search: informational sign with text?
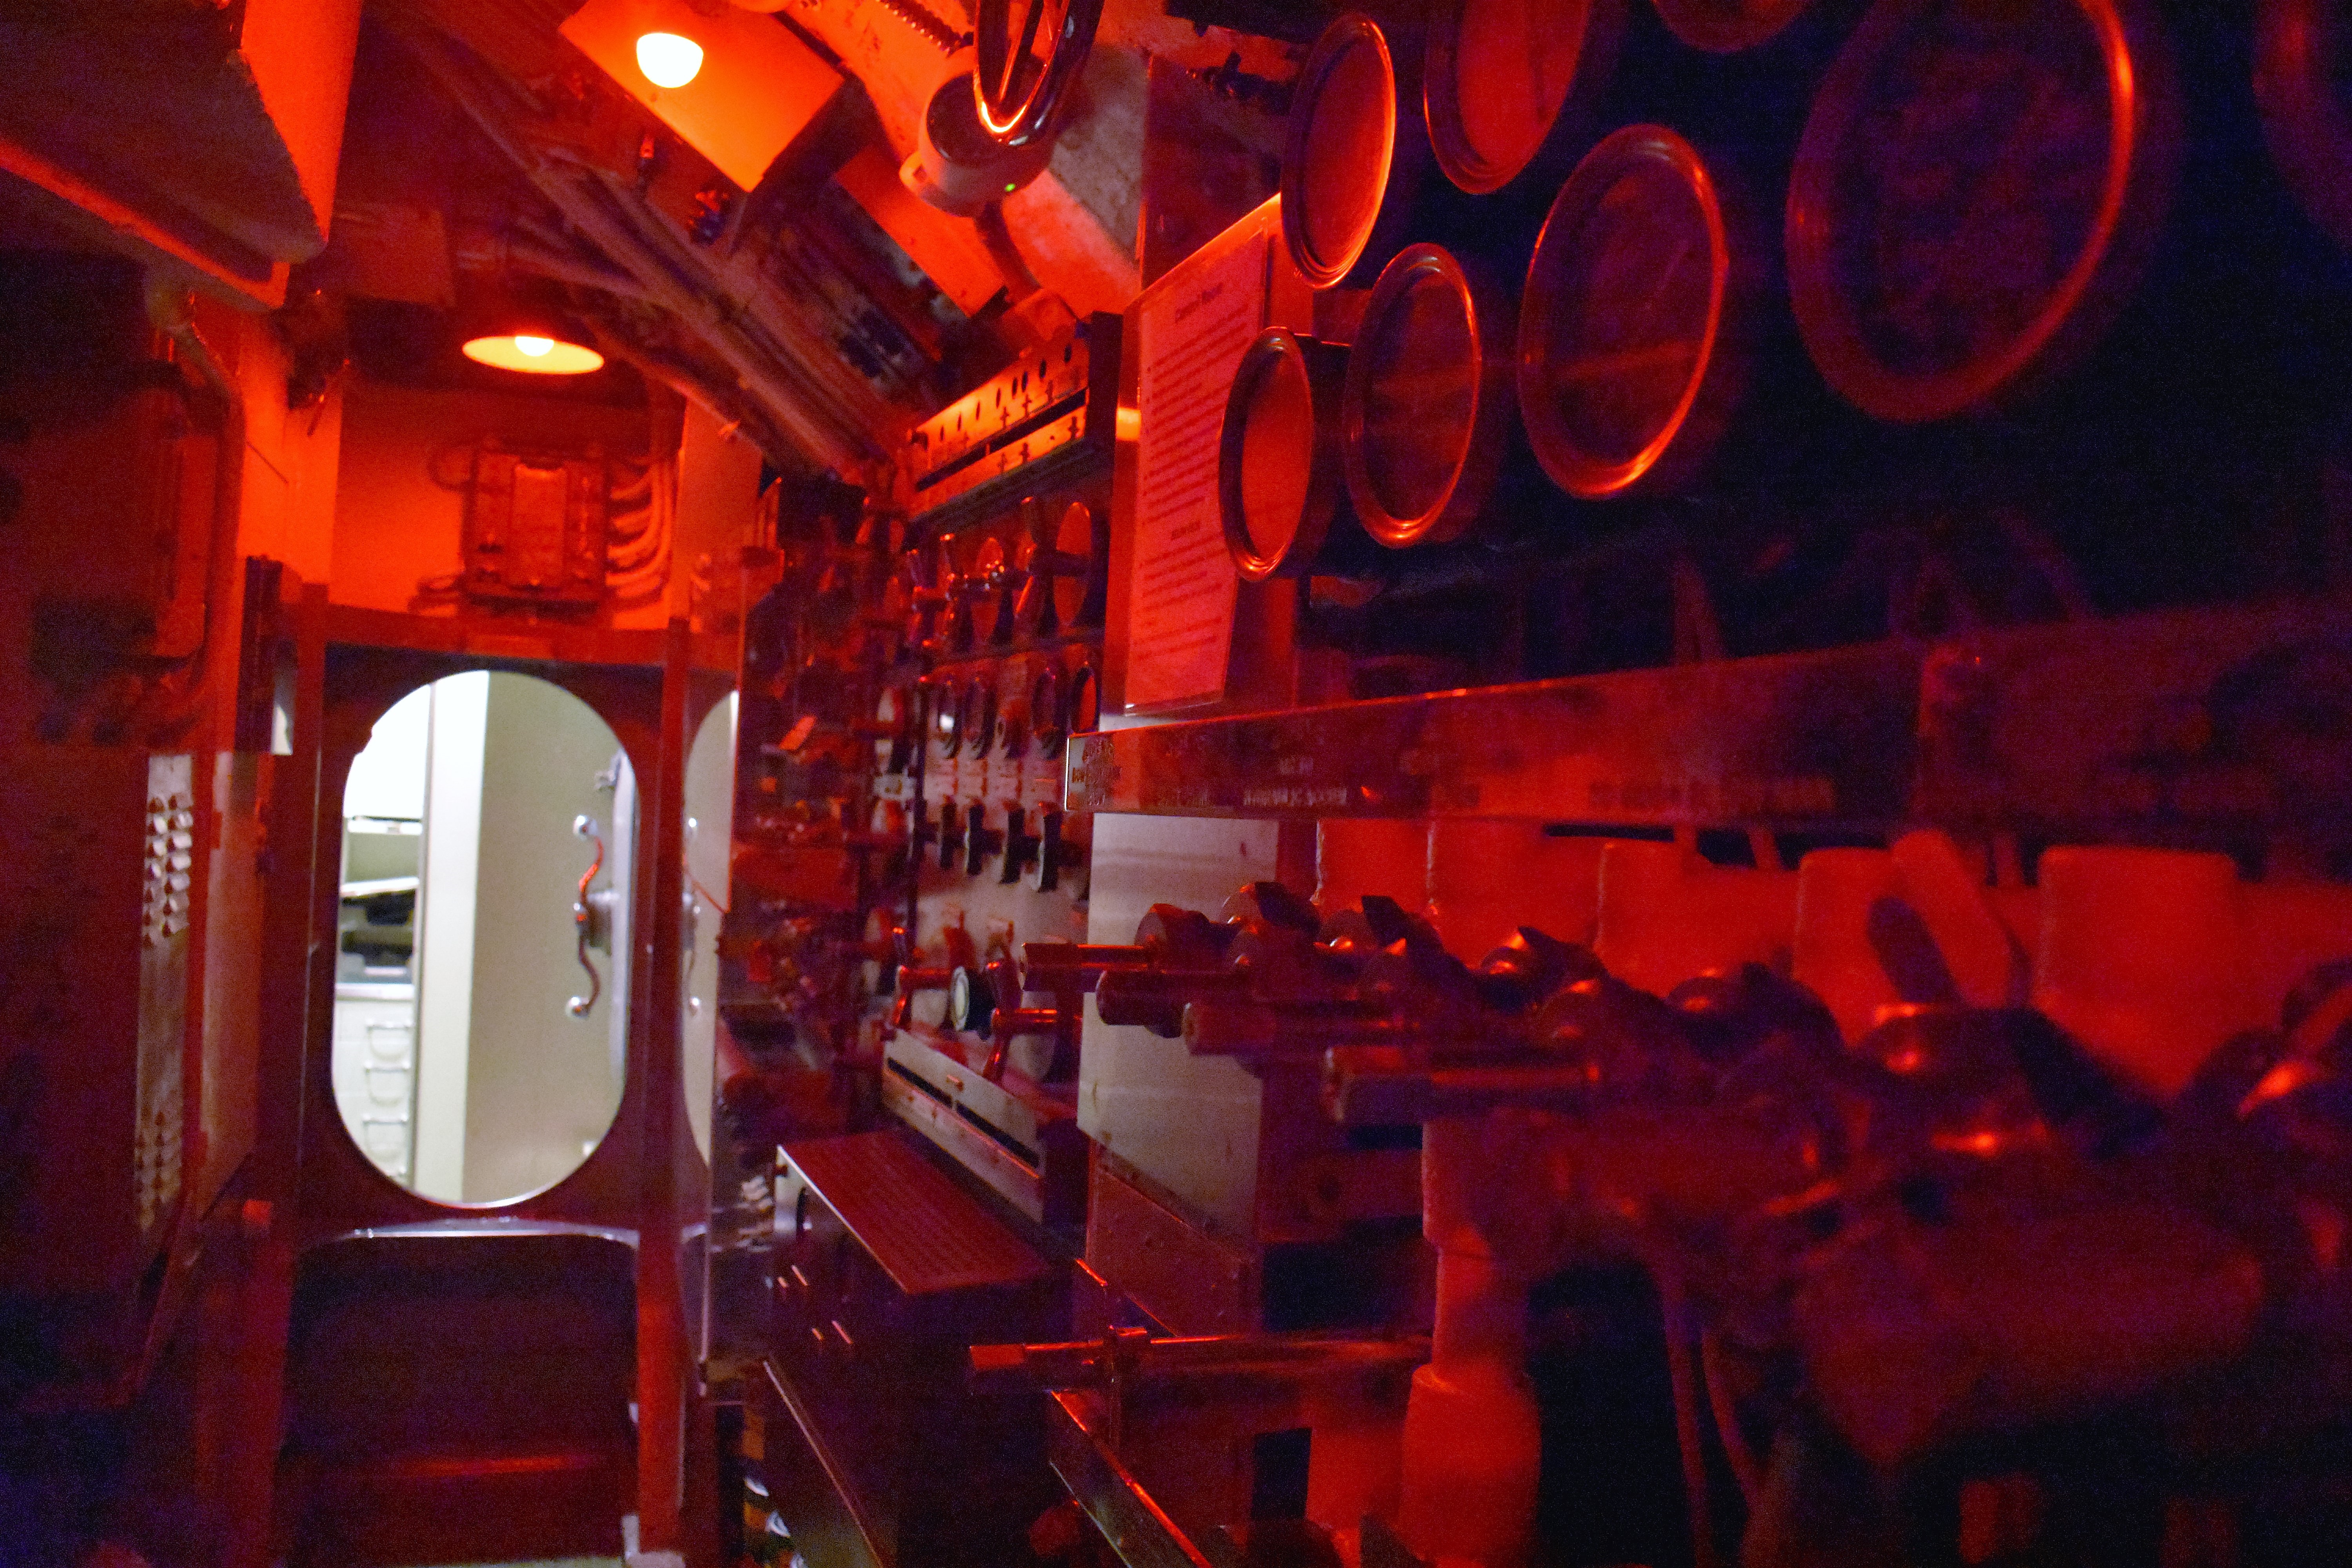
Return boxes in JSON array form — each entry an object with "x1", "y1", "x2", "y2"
[{"x1": 1123, "y1": 230, "x2": 1268, "y2": 711}]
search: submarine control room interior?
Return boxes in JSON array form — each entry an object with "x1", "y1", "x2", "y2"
[{"x1": 6, "y1": 1, "x2": 2352, "y2": 1566}]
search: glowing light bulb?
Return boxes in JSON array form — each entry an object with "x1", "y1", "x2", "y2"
[
  {"x1": 463, "y1": 332, "x2": 606, "y2": 374},
  {"x1": 635, "y1": 31, "x2": 703, "y2": 89}
]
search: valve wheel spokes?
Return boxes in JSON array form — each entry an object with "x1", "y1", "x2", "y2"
[
  {"x1": 1003, "y1": 0, "x2": 1047, "y2": 106},
  {"x1": 976, "y1": 0, "x2": 1103, "y2": 147}
]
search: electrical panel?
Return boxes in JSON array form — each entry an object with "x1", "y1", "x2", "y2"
[
  {"x1": 461, "y1": 445, "x2": 610, "y2": 609},
  {"x1": 0, "y1": 257, "x2": 250, "y2": 1404},
  {"x1": 0, "y1": 749, "x2": 200, "y2": 1385}
]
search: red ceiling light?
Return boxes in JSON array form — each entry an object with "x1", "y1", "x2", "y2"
[
  {"x1": 559, "y1": 0, "x2": 844, "y2": 190},
  {"x1": 462, "y1": 332, "x2": 605, "y2": 375},
  {"x1": 457, "y1": 292, "x2": 606, "y2": 376},
  {"x1": 634, "y1": 30, "x2": 704, "y2": 88}
]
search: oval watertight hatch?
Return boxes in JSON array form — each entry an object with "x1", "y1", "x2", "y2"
[{"x1": 333, "y1": 672, "x2": 632, "y2": 1207}]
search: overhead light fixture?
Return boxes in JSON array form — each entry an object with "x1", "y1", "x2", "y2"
[
  {"x1": 560, "y1": 0, "x2": 844, "y2": 190},
  {"x1": 635, "y1": 30, "x2": 704, "y2": 89},
  {"x1": 457, "y1": 289, "x2": 606, "y2": 376},
  {"x1": 462, "y1": 330, "x2": 604, "y2": 375}
]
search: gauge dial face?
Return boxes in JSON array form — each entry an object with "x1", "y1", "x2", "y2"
[
  {"x1": 1357, "y1": 270, "x2": 1479, "y2": 531},
  {"x1": 1653, "y1": 0, "x2": 1817, "y2": 52},
  {"x1": 1521, "y1": 128, "x2": 1727, "y2": 496},
  {"x1": 1287, "y1": 19, "x2": 1402, "y2": 285},
  {"x1": 2256, "y1": 0, "x2": 2352, "y2": 252},
  {"x1": 1237, "y1": 360, "x2": 1316, "y2": 568},
  {"x1": 1789, "y1": 0, "x2": 2165, "y2": 421},
  {"x1": 1432, "y1": 0, "x2": 1611, "y2": 191}
]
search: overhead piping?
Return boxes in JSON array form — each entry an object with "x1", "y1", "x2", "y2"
[{"x1": 134, "y1": 271, "x2": 244, "y2": 744}]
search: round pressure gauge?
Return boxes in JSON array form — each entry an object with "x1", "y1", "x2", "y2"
[
  {"x1": 1786, "y1": 0, "x2": 2178, "y2": 422},
  {"x1": 2257, "y1": 0, "x2": 2352, "y2": 253},
  {"x1": 1519, "y1": 125, "x2": 1751, "y2": 499},
  {"x1": 1283, "y1": 13, "x2": 1429, "y2": 290},
  {"x1": 1652, "y1": 0, "x2": 1817, "y2": 54},
  {"x1": 1220, "y1": 329, "x2": 1360, "y2": 579},
  {"x1": 1341, "y1": 244, "x2": 1521, "y2": 547},
  {"x1": 1423, "y1": 0, "x2": 1624, "y2": 194}
]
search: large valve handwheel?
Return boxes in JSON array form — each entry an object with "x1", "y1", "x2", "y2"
[{"x1": 974, "y1": 0, "x2": 1104, "y2": 147}]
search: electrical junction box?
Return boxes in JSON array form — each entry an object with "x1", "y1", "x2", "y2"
[{"x1": 461, "y1": 446, "x2": 610, "y2": 610}]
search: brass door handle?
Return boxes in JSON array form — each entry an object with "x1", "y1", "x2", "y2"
[{"x1": 568, "y1": 814, "x2": 606, "y2": 1018}]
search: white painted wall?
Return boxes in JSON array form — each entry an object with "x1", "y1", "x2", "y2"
[
  {"x1": 343, "y1": 682, "x2": 430, "y2": 820},
  {"x1": 682, "y1": 693, "x2": 737, "y2": 1163},
  {"x1": 339, "y1": 671, "x2": 635, "y2": 1205},
  {"x1": 412, "y1": 670, "x2": 488, "y2": 1203},
  {"x1": 460, "y1": 675, "x2": 630, "y2": 1203}
]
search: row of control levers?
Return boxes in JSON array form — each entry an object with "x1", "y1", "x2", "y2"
[{"x1": 976, "y1": 878, "x2": 2352, "y2": 1497}]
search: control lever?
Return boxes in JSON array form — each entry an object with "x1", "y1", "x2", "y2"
[
  {"x1": 964, "y1": 803, "x2": 1007, "y2": 877},
  {"x1": 1027, "y1": 808, "x2": 1069, "y2": 892},
  {"x1": 946, "y1": 582, "x2": 990, "y2": 655},
  {"x1": 891, "y1": 925, "x2": 983, "y2": 1030},
  {"x1": 969, "y1": 1327, "x2": 1428, "y2": 1453},
  {"x1": 1000, "y1": 807, "x2": 1043, "y2": 884},
  {"x1": 891, "y1": 963, "x2": 954, "y2": 1030},
  {"x1": 936, "y1": 801, "x2": 968, "y2": 871},
  {"x1": 1023, "y1": 904, "x2": 1243, "y2": 1035},
  {"x1": 1027, "y1": 667, "x2": 1068, "y2": 757},
  {"x1": 904, "y1": 546, "x2": 955, "y2": 655},
  {"x1": 1036, "y1": 886, "x2": 1323, "y2": 1035},
  {"x1": 962, "y1": 953, "x2": 1076, "y2": 1081},
  {"x1": 1014, "y1": 498, "x2": 1105, "y2": 634},
  {"x1": 955, "y1": 680, "x2": 998, "y2": 760},
  {"x1": 916, "y1": 680, "x2": 955, "y2": 759},
  {"x1": 910, "y1": 799, "x2": 945, "y2": 864},
  {"x1": 879, "y1": 686, "x2": 916, "y2": 773},
  {"x1": 969, "y1": 535, "x2": 1023, "y2": 646},
  {"x1": 567, "y1": 814, "x2": 612, "y2": 1018},
  {"x1": 857, "y1": 920, "x2": 910, "y2": 995}
]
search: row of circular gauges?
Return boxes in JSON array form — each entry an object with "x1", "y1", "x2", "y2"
[
  {"x1": 1276, "y1": 0, "x2": 2352, "y2": 546},
  {"x1": 1224, "y1": 195, "x2": 1745, "y2": 572},
  {"x1": 1306, "y1": 0, "x2": 2352, "y2": 275},
  {"x1": 871, "y1": 661, "x2": 1102, "y2": 769},
  {"x1": 880, "y1": 502, "x2": 1108, "y2": 657},
  {"x1": 976, "y1": 0, "x2": 1827, "y2": 170},
  {"x1": 1232, "y1": 0, "x2": 2244, "y2": 570}
]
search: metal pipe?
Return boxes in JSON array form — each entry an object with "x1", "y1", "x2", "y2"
[
  {"x1": 136, "y1": 272, "x2": 244, "y2": 741},
  {"x1": 397, "y1": 27, "x2": 873, "y2": 473},
  {"x1": 571, "y1": 162, "x2": 899, "y2": 446}
]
